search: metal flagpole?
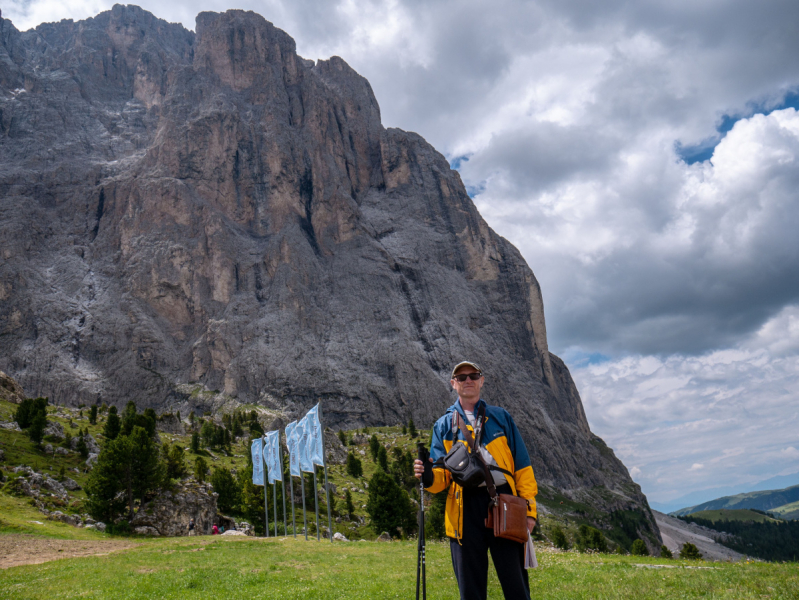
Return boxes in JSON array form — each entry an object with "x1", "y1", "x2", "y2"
[
  {"x1": 289, "y1": 474, "x2": 296, "y2": 537},
  {"x1": 312, "y1": 464, "x2": 320, "y2": 541},
  {"x1": 280, "y1": 436, "x2": 287, "y2": 536},
  {"x1": 268, "y1": 436, "x2": 269, "y2": 537},
  {"x1": 318, "y1": 404, "x2": 334, "y2": 543},
  {"x1": 300, "y1": 470, "x2": 308, "y2": 540},
  {"x1": 273, "y1": 481, "x2": 278, "y2": 536}
]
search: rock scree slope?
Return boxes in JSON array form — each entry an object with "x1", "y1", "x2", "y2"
[{"x1": 0, "y1": 5, "x2": 659, "y2": 543}]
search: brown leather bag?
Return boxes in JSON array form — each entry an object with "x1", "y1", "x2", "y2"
[{"x1": 455, "y1": 412, "x2": 530, "y2": 545}]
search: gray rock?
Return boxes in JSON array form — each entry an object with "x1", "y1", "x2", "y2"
[
  {"x1": 130, "y1": 480, "x2": 218, "y2": 536},
  {"x1": 332, "y1": 532, "x2": 349, "y2": 541},
  {"x1": 156, "y1": 413, "x2": 185, "y2": 434},
  {"x1": 0, "y1": 371, "x2": 25, "y2": 404},
  {"x1": 0, "y1": 421, "x2": 21, "y2": 432},
  {"x1": 43, "y1": 421, "x2": 65, "y2": 441},
  {"x1": 134, "y1": 526, "x2": 160, "y2": 536},
  {"x1": 376, "y1": 532, "x2": 393, "y2": 542},
  {"x1": 85, "y1": 521, "x2": 107, "y2": 532},
  {"x1": 44, "y1": 444, "x2": 53, "y2": 454},
  {"x1": 62, "y1": 477, "x2": 81, "y2": 491},
  {"x1": 0, "y1": 5, "x2": 659, "y2": 542},
  {"x1": 70, "y1": 434, "x2": 100, "y2": 454},
  {"x1": 85, "y1": 453, "x2": 99, "y2": 468},
  {"x1": 55, "y1": 446, "x2": 70, "y2": 455}
]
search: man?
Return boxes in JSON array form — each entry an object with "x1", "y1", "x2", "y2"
[{"x1": 414, "y1": 361, "x2": 537, "y2": 600}]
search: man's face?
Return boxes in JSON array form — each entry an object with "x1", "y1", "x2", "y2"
[{"x1": 451, "y1": 365, "x2": 484, "y2": 400}]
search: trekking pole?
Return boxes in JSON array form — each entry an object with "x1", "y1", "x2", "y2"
[{"x1": 416, "y1": 442, "x2": 428, "y2": 600}]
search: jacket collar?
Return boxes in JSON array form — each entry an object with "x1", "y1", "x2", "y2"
[{"x1": 447, "y1": 397, "x2": 486, "y2": 421}]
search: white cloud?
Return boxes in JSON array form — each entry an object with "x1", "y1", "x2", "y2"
[{"x1": 689, "y1": 464, "x2": 704, "y2": 472}]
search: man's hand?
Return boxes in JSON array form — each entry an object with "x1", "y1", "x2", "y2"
[
  {"x1": 527, "y1": 517, "x2": 536, "y2": 533},
  {"x1": 414, "y1": 458, "x2": 429, "y2": 479}
]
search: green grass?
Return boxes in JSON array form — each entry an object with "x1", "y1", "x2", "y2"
[
  {"x1": 1, "y1": 536, "x2": 797, "y2": 599},
  {"x1": 689, "y1": 509, "x2": 783, "y2": 524},
  {"x1": 771, "y1": 500, "x2": 799, "y2": 521}
]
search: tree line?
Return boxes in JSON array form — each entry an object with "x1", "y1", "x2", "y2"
[{"x1": 679, "y1": 514, "x2": 799, "y2": 562}]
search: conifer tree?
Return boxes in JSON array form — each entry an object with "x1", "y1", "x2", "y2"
[
  {"x1": 338, "y1": 430, "x2": 347, "y2": 446},
  {"x1": 89, "y1": 405, "x2": 97, "y2": 425},
  {"x1": 194, "y1": 456, "x2": 209, "y2": 483},
  {"x1": 631, "y1": 539, "x2": 649, "y2": 556},
  {"x1": 369, "y1": 435, "x2": 380, "y2": 461},
  {"x1": 346, "y1": 452, "x2": 363, "y2": 478},
  {"x1": 344, "y1": 489, "x2": 355, "y2": 518},
  {"x1": 191, "y1": 432, "x2": 200, "y2": 453},
  {"x1": 103, "y1": 406, "x2": 121, "y2": 440},
  {"x1": 660, "y1": 545, "x2": 673, "y2": 558},
  {"x1": 679, "y1": 542, "x2": 702, "y2": 560},
  {"x1": 408, "y1": 418, "x2": 417, "y2": 438},
  {"x1": 377, "y1": 446, "x2": 389, "y2": 472},
  {"x1": 29, "y1": 410, "x2": 47, "y2": 445},
  {"x1": 366, "y1": 470, "x2": 414, "y2": 538}
]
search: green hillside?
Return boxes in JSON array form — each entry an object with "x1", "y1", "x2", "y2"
[
  {"x1": 689, "y1": 509, "x2": 782, "y2": 523},
  {"x1": 771, "y1": 500, "x2": 799, "y2": 521},
  {"x1": 672, "y1": 484, "x2": 799, "y2": 518}
]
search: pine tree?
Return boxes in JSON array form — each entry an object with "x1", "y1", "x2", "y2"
[
  {"x1": 194, "y1": 456, "x2": 209, "y2": 483},
  {"x1": 408, "y1": 419, "x2": 417, "y2": 438},
  {"x1": 369, "y1": 435, "x2": 380, "y2": 461},
  {"x1": 344, "y1": 489, "x2": 355, "y2": 518},
  {"x1": 660, "y1": 545, "x2": 673, "y2": 559},
  {"x1": 631, "y1": 539, "x2": 649, "y2": 556},
  {"x1": 89, "y1": 405, "x2": 98, "y2": 425},
  {"x1": 103, "y1": 406, "x2": 121, "y2": 440},
  {"x1": 552, "y1": 526, "x2": 569, "y2": 550},
  {"x1": 377, "y1": 446, "x2": 389, "y2": 472},
  {"x1": 211, "y1": 467, "x2": 241, "y2": 513},
  {"x1": 191, "y1": 432, "x2": 200, "y2": 453},
  {"x1": 85, "y1": 425, "x2": 163, "y2": 522},
  {"x1": 338, "y1": 430, "x2": 347, "y2": 446},
  {"x1": 162, "y1": 443, "x2": 187, "y2": 482},
  {"x1": 76, "y1": 435, "x2": 89, "y2": 459},
  {"x1": 346, "y1": 452, "x2": 363, "y2": 478},
  {"x1": 402, "y1": 424, "x2": 407, "y2": 435},
  {"x1": 29, "y1": 410, "x2": 47, "y2": 445},
  {"x1": 679, "y1": 542, "x2": 702, "y2": 560},
  {"x1": 366, "y1": 470, "x2": 414, "y2": 538}
]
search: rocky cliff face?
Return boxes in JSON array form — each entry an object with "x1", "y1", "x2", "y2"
[{"x1": 0, "y1": 5, "x2": 658, "y2": 542}]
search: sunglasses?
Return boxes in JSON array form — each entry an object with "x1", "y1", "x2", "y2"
[{"x1": 452, "y1": 373, "x2": 482, "y2": 382}]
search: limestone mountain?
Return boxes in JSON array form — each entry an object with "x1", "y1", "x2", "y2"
[{"x1": 0, "y1": 5, "x2": 659, "y2": 544}]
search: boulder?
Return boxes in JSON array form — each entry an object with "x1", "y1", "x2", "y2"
[
  {"x1": 156, "y1": 413, "x2": 185, "y2": 435},
  {"x1": 134, "y1": 526, "x2": 160, "y2": 536},
  {"x1": 130, "y1": 480, "x2": 218, "y2": 536},
  {"x1": 71, "y1": 434, "x2": 100, "y2": 454},
  {"x1": 85, "y1": 453, "x2": 99, "y2": 468},
  {"x1": 44, "y1": 444, "x2": 53, "y2": 454},
  {"x1": 333, "y1": 532, "x2": 349, "y2": 542},
  {"x1": 62, "y1": 477, "x2": 81, "y2": 491},
  {"x1": 0, "y1": 371, "x2": 25, "y2": 404},
  {"x1": 221, "y1": 530, "x2": 246, "y2": 536},
  {"x1": 377, "y1": 532, "x2": 393, "y2": 542},
  {"x1": 43, "y1": 421, "x2": 65, "y2": 441},
  {"x1": 85, "y1": 522, "x2": 106, "y2": 532},
  {"x1": 55, "y1": 447, "x2": 70, "y2": 455},
  {"x1": 0, "y1": 421, "x2": 21, "y2": 432},
  {"x1": 350, "y1": 434, "x2": 370, "y2": 446},
  {"x1": 47, "y1": 511, "x2": 82, "y2": 527}
]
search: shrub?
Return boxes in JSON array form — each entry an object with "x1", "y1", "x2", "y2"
[
  {"x1": 163, "y1": 444, "x2": 187, "y2": 481},
  {"x1": 338, "y1": 430, "x2": 347, "y2": 446},
  {"x1": 630, "y1": 539, "x2": 649, "y2": 556},
  {"x1": 424, "y1": 491, "x2": 447, "y2": 539},
  {"x1": 15, "y1": 397, "x2": 48, "y2": 429},
  {"x1": 680, "y1": 542, "x2": 703, "y2": 560},
  {"x1": 552, "y1": 526, "x2": 569, "y2": 550},
  {"x1": 576, "y1": 524, "x2": 608, "y2": 553},
  {"x1": 366, "y1": 470, "x2": 414, "y2": 538},
  {"x1": 660, "y1": 545, "x2": 673, "y2": 558},
  {"x1": 346, "y1": 453, "x2": 363, "y2": 478}
]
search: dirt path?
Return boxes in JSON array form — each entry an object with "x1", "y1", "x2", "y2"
[{"x1": 0, "y1": 534, "x2": 141, "y2": 569}]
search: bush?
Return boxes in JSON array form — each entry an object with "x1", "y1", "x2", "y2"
[
  {"x1": 576, "y1": 524, "x2": 608, "y2": 553},
  {"x1": 630, "y1": 539, "x2": 649, "y2": 556},
  {"x1": 162, "y1": 444, "x2": 187, "y2": 481},
  {"x1": 338, "y1": 430, "x2": 347, "y2": 446},
  {"x1": 346, "y1": 453, "x2": 363, "y2": 478},
  {"x1": 366, "y1": 470, "x2": 414, "y2": 538},
  {"x1": 680, "y1": 542, "x2": 703, "y2": 560},
  {"x1": 660, "y1": 545, "x2": 673, "y2": 558},
  {"x1": 552, "y1": 526, "x2": 569, "y2": 550},
  {"x1": 424, "y1": 491, "x2": 447, "y2": 539}
]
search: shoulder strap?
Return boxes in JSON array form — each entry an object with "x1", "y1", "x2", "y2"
[{"x1": 456, "y1": 406, "x2": 501, "y2": 500}]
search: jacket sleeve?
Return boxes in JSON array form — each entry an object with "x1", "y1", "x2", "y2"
[
  {"x1": 425, "y1": 420, "x2": 451, "y2": 494},
  {"x1": 505, "y1": 410, "x2": 538, "y2": 519}
]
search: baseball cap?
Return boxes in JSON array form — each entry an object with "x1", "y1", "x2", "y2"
[{"x1": 450, "y1": 361, "x2": 483, "y2": 379}]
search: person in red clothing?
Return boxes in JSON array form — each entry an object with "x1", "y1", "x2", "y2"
[{"x1": 212, "y1": 523, "x2": 219, "y2": 535}]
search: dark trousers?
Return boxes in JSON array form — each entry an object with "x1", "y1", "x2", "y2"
[{"x1": 449, "y1": 484, "x2": 530, "y2": 600}]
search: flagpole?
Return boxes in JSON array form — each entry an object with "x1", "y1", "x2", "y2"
[
  {"x1": 268, "y1": 436, "x2": 269, "y2": 537},
  {"x1": 280, "y1": 436, "x2": 288, "y2": 536},
  {"x1": 318, "y1": 404, "x2": 334, "y2": 543},
  {"x1": 312, "y1": 464, "x2": 320, "y2": 541},
  {"x1": 273, "y1": 481, "x2": 278, "y2": 536},
  {"x1": 289, "y1": 474, "x2": 296, "y2": 537},
  {"x1": 301, "y1": 470, "x2": 308, "y2": 540}
]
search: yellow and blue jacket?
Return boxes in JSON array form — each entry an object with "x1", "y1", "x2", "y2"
[{"x1": 425, "y1": 398, "x2": 537, "y2": 540}]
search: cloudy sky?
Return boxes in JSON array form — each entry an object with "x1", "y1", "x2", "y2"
[{"x1": 5, "y1": 0, "x2": 799, "y2": 509}]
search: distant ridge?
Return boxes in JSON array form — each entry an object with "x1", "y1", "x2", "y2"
[{"x1": 671, "y1": 484, "x2": 799, "y2": 519}]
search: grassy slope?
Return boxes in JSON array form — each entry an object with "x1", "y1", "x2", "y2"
[
  {"x1": 673, "y1": 485, "x2": 799, "y2": 517},
  {"x1": 771, "y1": 500, "x2": 799, "y2": 521},
  {"x1": 689, "y1": 509, "x2": 783, "y2": 524},
  {"x1": 1, "y1": 536, "x2": 798, "y2": 599}
]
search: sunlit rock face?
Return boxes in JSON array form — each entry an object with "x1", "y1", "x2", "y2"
[{"x1": 0, "y1": 5, "x2": 659, "y2": 545}]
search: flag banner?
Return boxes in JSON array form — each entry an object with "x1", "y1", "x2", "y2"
[
  {"x1": 285, "y1": 420, "x2": 301, "y2": 478},
  {"x1": 307, "y1": 404, "x2": 325, "y2": 467},
  {"x1": 298, "y1": 416, "x2": 314, "y2": 473},
  {"x1": 251, "y1": 438, "x2": 264, "y2": 486},
  {"x1": 265, "y1": 430, "x2": 282, "y2": 483}
]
